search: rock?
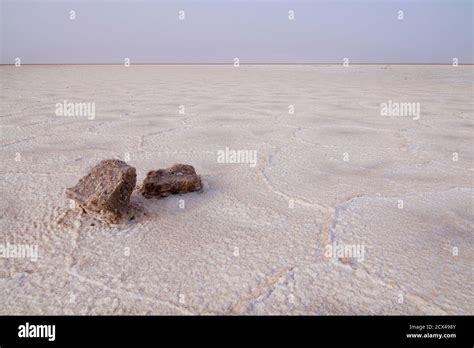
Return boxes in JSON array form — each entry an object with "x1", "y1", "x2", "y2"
[
  {"x1": 140, "y1": 164, "x2": 202, "y2": 198},
  {"x1": 66, "y1": 159, "x2": 137, "y2": 224}
]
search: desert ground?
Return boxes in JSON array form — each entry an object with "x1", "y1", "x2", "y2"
[{"x1": 0, "y1": 65, "x2": 472, "y2": 314}]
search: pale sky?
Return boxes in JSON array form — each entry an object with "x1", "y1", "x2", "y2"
[{"x1": 1, "y1": 0, "x2": 472, "y2": 64}]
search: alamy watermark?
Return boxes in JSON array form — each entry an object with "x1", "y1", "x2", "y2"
[
  {"x1": 18, "y1": 322, "x2": 55, "y2": 341},
  {"x1": 217, "y1": 147, "x2": 257, "y2": 167},
  {"x1": 380, "y1": 100, "x2": 420, "y2": 120},
  {"x1": 324, "y1": 242, "x2": 365, "y2": 263},
  {"x1": 55, "y1": 100, "x2": 95, "y2": 120},
  {"x1": 0, "y1": 242, "x2": 38, "y2": 262}
]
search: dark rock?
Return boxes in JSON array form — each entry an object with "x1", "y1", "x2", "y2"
[
  {"x1": 66, "y1": 159, "x2": 137, "y2": 224},
  {"x1": 140, "y1": 164, "x2": 202, "y2": 198}
]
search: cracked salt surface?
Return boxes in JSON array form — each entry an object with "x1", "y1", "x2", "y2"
[{"x1": 0, "y1": 65, "x2": 472, "y2": 314}]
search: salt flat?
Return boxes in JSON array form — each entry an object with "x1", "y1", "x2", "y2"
[{"x1": 0, "y1": 65, "x2": 472, "y2": 314}]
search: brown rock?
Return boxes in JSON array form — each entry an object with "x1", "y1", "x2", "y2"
[
  {"x1": 140, "y1": 164, "x2": 202, "y2": 198},
  {"x1": 66, "y1": 159, "x2": 137, "y2": 224}
]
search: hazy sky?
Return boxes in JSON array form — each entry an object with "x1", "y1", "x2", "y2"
[{"x1": 1, "y1": 0, "x2": 472, "y2": 64}]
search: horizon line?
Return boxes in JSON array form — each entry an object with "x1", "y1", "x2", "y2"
[{"x1": 1, "y1": 63, "x2": 472, "y2": 66}]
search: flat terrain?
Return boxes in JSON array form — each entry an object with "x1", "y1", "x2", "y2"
[{"x1": 0, "y1": 65, "x2": 472, "y2": 314}]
